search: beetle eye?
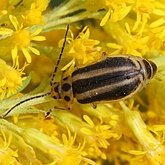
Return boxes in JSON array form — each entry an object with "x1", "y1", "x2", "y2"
[{"x1": 54, "y1": 85, "x2": 59, "y2": 93}]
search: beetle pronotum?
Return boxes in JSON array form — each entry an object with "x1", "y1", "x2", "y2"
[{"x1": 2, "y1": 25, "x2": 157, "y2": 118}]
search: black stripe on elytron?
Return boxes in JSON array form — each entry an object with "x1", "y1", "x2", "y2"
[
  {"x1": 72, "y1": 69, "x2": 140, "y2": 94},
  {"x1": 72, "y1": 66, "x2": 135, "y2": 82},
  {"x1": 72, "y1": 57, "x2": 136, "y2": 76},
  {"x1": 142, "y1": 59, "x2": 152, "y2": 79},
  {"x1": 149, "y1": 61, "x2": 157, "y2": 77},
  {"x1": 136, "y1": 60, "x2": 145, "y2": 80},
  {"x1": 76, "y1": 79, "x2": 140, "y2": 104}
]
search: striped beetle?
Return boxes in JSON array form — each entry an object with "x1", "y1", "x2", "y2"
[{"x1": 3, "y1": 25, "x2": 157, "y2": 117}]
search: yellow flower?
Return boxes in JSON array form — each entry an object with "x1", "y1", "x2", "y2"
[
  {"x1": 81, "y1": 115, "x2": 120, "y2": 160},
  {"x1": 105, "y1": 22, "x2": 148, "y2": 56},
  {"x1": 0, "y1": 58, "x2": 24, "y2": 99},
  {"x1": 67, "y1": 27, "x2": 101, "y2": 66},
  {"x1": 100, "y1": 0, "x2": 133, "y2": 26},
  {"x1": 0, "y1": 15, "x2": 46, "y2": 67},
  {"x1": 120, "y1": 102, "x2": 165, "y2": 165},
  {"x1": 0, "y1": 130, "x2": 19, "y2": 165},
  {"x1": 49, "y1": 109, "x2": 121, "y2": 160},
  {"x1": 0, "y1": 118, "x2": 95, "y2": 165},
  {"x1": 23, "y1": 0, "x2": 49, "y2": 26},
  {"x1": 100, "y1": 0, "x2": 165, "y2": 56},
  {"x1": 10, "y1": 15, "x2": 45, "y2": 66}
]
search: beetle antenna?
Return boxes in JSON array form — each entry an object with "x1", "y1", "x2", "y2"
[
  {"x1": 2, "y1": 92, "x2": 51, "y2": 118},
  {"x1": 50, "y1": 24, "x2": 70, "y2": 86}
]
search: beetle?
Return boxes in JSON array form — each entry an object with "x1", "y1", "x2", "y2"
[
  {"x1": 58, "y1": 55, "x2": 157, "y2": 104},
  {"x1": 50, "y1": 54, "x2": 157, "y2": 112},
  {"x1": 2, "y1": 25, "x2": 157, "y2": 118}
]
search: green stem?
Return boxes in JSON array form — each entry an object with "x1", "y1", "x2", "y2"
[
  {"x1": 30, "y1": 1, "x2": 105, "y2": 32},
  {"x1": 43, "y1": 11, "x2": 103, "y2": 31},
  {"x1": 0, "y1": 118, "x2": 22, "y2": 134}
]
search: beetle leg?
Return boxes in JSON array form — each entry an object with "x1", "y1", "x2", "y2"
[
  {"x1": 101, "y1": 51, "x2": 107, "y2": 59},
  {"x1": 45, "y1": 105, "x2": 72, "y2": 119},
  {"x1": 45, "y1": 109, "x2": 52, "y2": 119},
  {"x1": 91, "y1": 102, "x2": 97, "y2": 109}
]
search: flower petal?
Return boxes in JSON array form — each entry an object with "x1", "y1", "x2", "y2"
[
  {"x1": 22, "y1": 48, "x2": 31, "y2": 63},
  {"x1": 31, "y1": 36, "x2": 46, "y2": 41},
  {"x1": 9, "y1": 15, "x2": 19, "y2": 31},
  {"x1": 0, "y1": 27, "x2": 13, "y2": 35},
  {"x1": 31, "y1": 28, "x2": 42, "y2": 37},
  {"x1": 83, "y1": 115, "x2": 94, "y2": 127},
  {"x1": 28, "y1": 46, "x2": 40, "y2": 55},
  {"x1": 100, "y1": 9, "x2": 111, "y2": 26},
  {"x1": 11, "y1": 46, "x2": 19, "y2": 67}
]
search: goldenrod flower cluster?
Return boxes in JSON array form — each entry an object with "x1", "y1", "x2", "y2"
[{"x1": 0, "y1": 0, "x2": 165, "y2": 165}]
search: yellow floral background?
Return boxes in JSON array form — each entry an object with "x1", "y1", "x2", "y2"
[{"x1": 0, "y1": 0, "x2": 165, "y2": 164}]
